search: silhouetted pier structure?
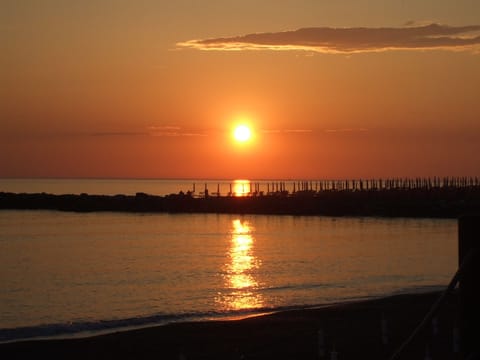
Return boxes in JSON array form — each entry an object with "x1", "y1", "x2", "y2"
[
  {"x1": 187, "y1": 177, "x2": 480, "y2": 198},
  {"x1": 2, "y1": 177, "x2": 479, "y2": 217}
]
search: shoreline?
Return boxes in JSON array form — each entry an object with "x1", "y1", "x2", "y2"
[
  {"x1": 1, "y1": 286, "x2": 445, "y2": 345},
  {"x1": 0, "y1": 290, "x2": 459, "y2": 359}
]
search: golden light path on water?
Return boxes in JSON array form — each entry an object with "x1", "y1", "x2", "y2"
[{"x1": 217, "y1": 219, "x2": 263, "y2": 310}]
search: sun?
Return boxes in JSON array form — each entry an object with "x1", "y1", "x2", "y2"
[{"x1": 233, "y1": 125, "x2": 252, "y2": 142}]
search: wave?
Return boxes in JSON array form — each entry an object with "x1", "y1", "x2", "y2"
[
  {"x1": 0, "y1": 284, "x2": 446, "y2": 344},
  {"x1": 0, "y1": 305, "x2": 317, "y2": 343},
  {"x1": 261, "y1": 282, "x2": 343, "y2": 293}
]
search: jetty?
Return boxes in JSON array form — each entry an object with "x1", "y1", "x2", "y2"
[{"x1": 1, "y1": 177, "x2": 479, "y2": 218}]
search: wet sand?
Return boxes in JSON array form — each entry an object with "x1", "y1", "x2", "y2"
[{"x1": 1, "y1": 290, "x2": 460, "y2": 359}]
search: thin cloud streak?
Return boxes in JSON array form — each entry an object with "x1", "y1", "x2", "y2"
[
  {"x1": 262, "y1": 129, "x2": 313, "y2": 134},
  {"x1": 178, "y1": 23, "x2": 480, "y2": 54},
  {"x1": 324, "y1": 128, "x2": 369, "y2": 133},
  {"x1": 88, "y1": 131, "x2": 146, "y2": 137},
  {"x1": 74, "y1": 126, "x2": 207, "y2": 138},
  {"x1": 148, "y1": 126, "x2": 207, "y2": 137},
  {"x1": 151, "y1": 132, "x2": 207, "y2": 137},
  {"x1": 148, "y1": 126, "x2": 181, "y2": 131},
  {"x1": 284, "y1": 129, "x2": 313, "y2": 133}
]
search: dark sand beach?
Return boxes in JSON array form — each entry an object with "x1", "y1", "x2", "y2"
[{"x1": 1, "y1": 290, "x2": 460, "y2": 360}]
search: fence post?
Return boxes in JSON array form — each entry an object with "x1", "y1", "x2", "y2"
[{"x1": 458, "y1": 215, "x2": 480, "y2": 358}]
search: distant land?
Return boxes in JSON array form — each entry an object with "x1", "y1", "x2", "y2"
[{"x1": 1, "y1": 181, "x2": 480, "y2": 218}]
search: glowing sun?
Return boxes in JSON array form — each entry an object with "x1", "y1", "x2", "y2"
[{"x1": 233, "y1": 125, "x2": 252, "y2": 142}]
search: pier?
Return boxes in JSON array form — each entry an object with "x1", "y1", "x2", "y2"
[
  {"x1": 1, "y1": 177, "x2": 480, "y2": 218},
  {"x1": 184, "y1": 177, "x2": 480, "y2": 198}
]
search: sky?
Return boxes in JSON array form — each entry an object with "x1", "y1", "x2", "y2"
[{"x1": 1, "y1": 0, "x2": 480, "y2": 180}]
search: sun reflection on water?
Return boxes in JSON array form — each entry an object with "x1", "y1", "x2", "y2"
[{"x1": 217, "y1": 219, "x2": 263, "y2": 310}]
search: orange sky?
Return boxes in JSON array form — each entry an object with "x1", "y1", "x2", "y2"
[{"x1": 1, "y1": 1, "x2": 480, "y2": 179}]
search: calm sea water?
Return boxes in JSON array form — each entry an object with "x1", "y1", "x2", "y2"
[
  {"x1": 0, "y1": 178, "x2": 202, "y2": 196},
  {"x1": 0, "y1": 179, "x2": 458, "y2": 342},
  {"x1": 0, "y1": 178, "x2": 346, "y2": 196},
  {"x1": 0, "y1": 178, "x2": 288, "y2": 196}
]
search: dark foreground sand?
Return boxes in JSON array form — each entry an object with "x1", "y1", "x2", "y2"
[{"x1": 1, "y1": 291, "x2": 461, "y2": 360}]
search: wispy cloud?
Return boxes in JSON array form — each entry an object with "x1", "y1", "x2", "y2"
[
  {"x1": 178, "y1": 23, "x2": 480, "y2": 54},
  {"x1": 149, "y1": 126, "x2": 181, "y2": 131},
  {"x1": 148, "y1": 126, "x2": 207, "y2": 137},
  {"x1": 262, "y1": 129, "x2": 313, "y2": 134},
  {"x1": 324, "y1": 128, "x2": 368, "y2": 133},
  {"x1": 88, "y1": 131, "x2": 146, "y2": 137},
  {"x1": 284, "y1": 129, "x2": 313, "y2": 133}
]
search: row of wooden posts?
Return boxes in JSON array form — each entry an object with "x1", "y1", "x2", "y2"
[{"x1": 188, "y1": 177, "x2": 480, "y2": 197}]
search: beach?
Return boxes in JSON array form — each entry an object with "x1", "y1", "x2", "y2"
[{"x1": 1, "y1": 290, "x2": 459, "y2": 360}]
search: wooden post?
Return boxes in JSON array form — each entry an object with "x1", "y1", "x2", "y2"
[{"x1": 458, "y1": 215, "x2": 480, "y2": 359}]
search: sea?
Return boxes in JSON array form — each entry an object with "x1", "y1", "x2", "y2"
[{"x1": 0, "y1": 178, "x2": 458, "y2": 343}]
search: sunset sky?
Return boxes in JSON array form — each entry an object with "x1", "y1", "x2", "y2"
[{"x1": 2, "y1": 0, "x2": 479, "y2": 180}]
